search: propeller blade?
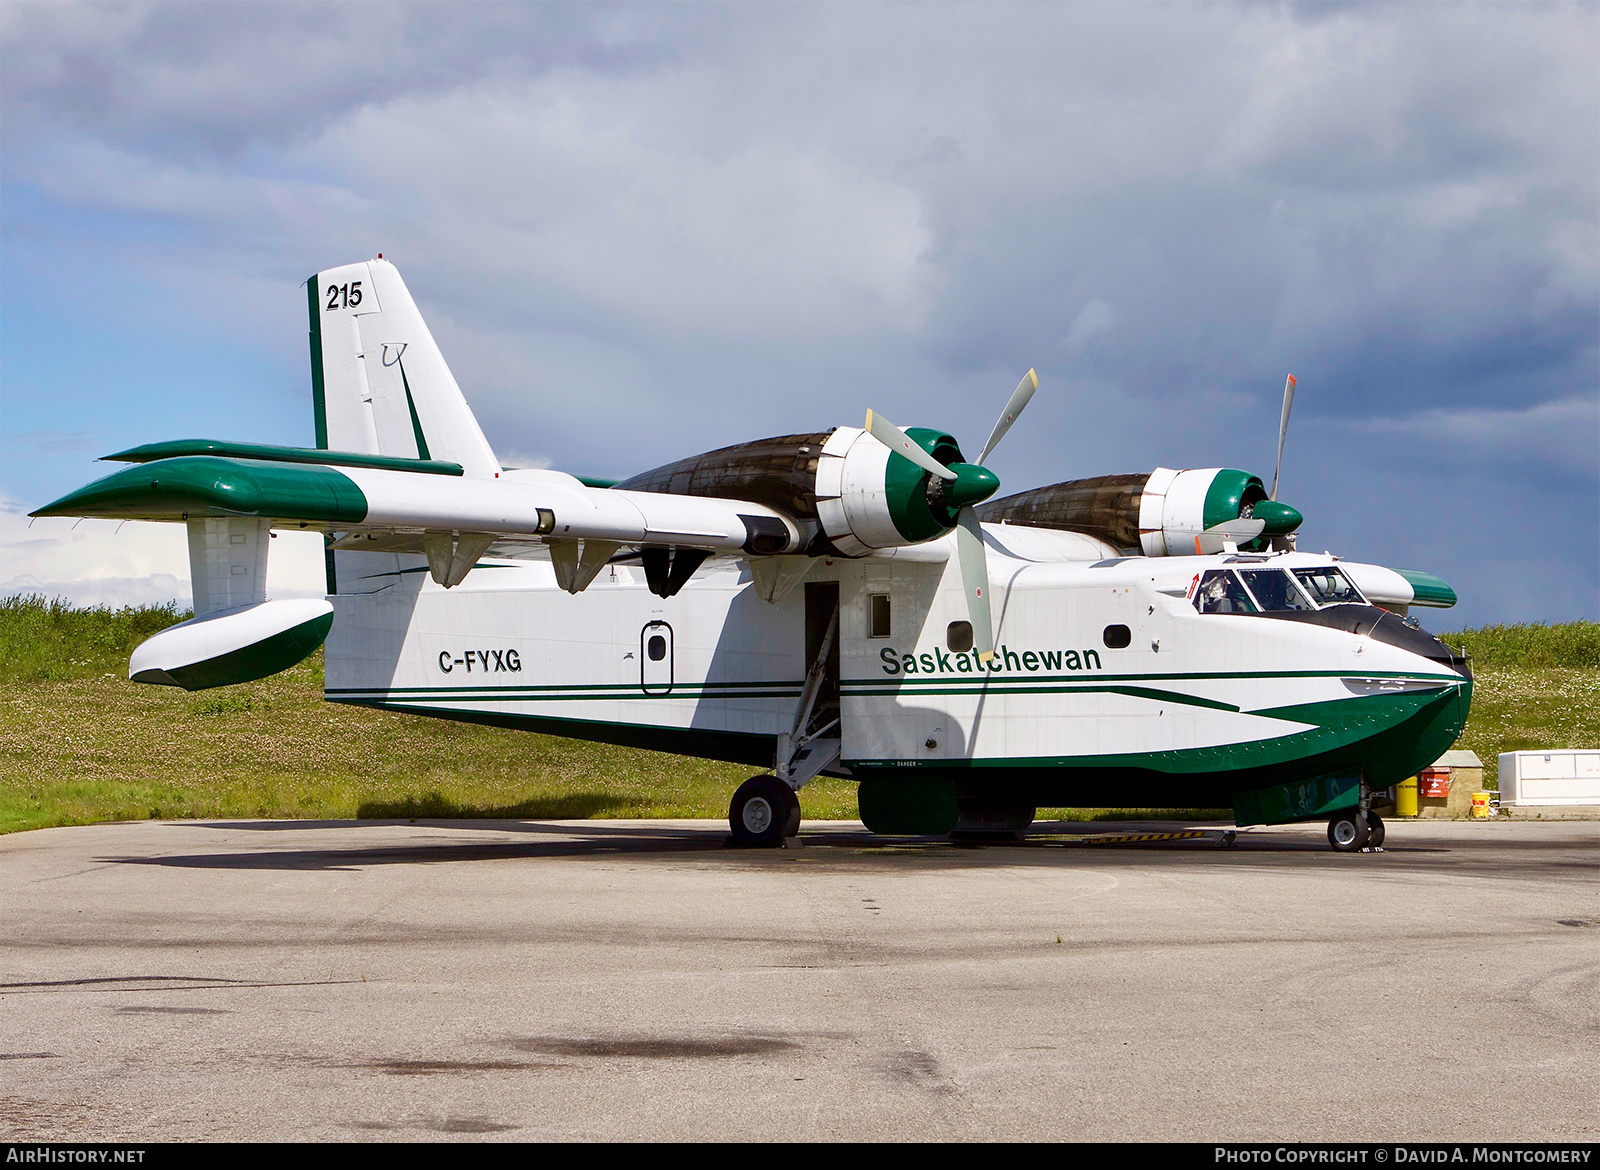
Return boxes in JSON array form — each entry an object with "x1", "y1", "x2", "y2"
[
  {"x1": 955, "y1": 507, "x2": 995, "y2": 662},
  {"x1": 975, "y1": 368, "x2": 1039, "y2": 468},
  {"x1": 1207, "y1": 518, "x2": 1267, "y2": 540},
  {"x1": 1191, "y1": 518, "x2": 1267, "y2": 555},
  {"x1": 1271, "y1": 373, "x2": 1296, "y2": 501},
  {"x1": 864, "y1": 409, "x2": 956, "y2": 480}
]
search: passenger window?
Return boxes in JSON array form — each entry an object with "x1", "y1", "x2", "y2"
[
  {"x1": 1103, "y1": 624, "x2": 1131, "y2": 648},
  {"x1": 947, "y1": 621, "x2": 973, "y2": 653},
  {"x1": 1238, "y1": 569, "x2": 1316, "y2": 612},
  {"x1": 1194, "y1": 570, "x2": 1258, "y2": 614},
  {"x1": 869, "y1": 594, "x2": 892, "y2": 638},
  {"x1": 647, "y1": 635, "x2": 667, "y2": 661},
  {"x1": 1293, "y1": 567, "x2": 1365, "y2": 606}
]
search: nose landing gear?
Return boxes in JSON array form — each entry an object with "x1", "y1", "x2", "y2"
[
  {"x1": 1327, "y1": 810, "x2": 1385, "y2": 852},
  {"x1": 1327, "y1": 812, "x2": 1368, "y2": 851}
]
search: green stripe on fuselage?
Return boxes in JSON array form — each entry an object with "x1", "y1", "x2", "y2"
[
  {"x1": 332, "y1": 679, "x2": 1468, "y2": 790},
  {"x1": 848, "y1": 668, "x2": 1464, "y2": 687}
]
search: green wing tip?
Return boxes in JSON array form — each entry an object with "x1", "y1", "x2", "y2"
[{"x1": 1396, "y1": 569, "x2": 1458, "y2": 608}]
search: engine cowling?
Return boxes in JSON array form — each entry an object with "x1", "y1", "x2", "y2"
[
  {"x1": 614, "y1": 426, "x2": 998, "y2": 556},
  {"x1": 976, "y1": 467, "x2": 1303, "y2": 555}
]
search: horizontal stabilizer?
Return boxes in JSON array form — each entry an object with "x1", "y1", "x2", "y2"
[{"x1": 106, "y1": 439, "x2": 463, "y2": 477}]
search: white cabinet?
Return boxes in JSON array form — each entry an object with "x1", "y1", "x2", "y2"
[{"x1": 1499, "y1": 751, "x2": 1600, "y2": 805}]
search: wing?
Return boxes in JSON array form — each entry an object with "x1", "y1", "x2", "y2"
[{"x1": 31, "y1": 443, "x2": 804, "y2": 595}]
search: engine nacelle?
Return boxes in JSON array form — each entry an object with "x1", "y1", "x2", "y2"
[
  {"x1": 977, "y1": 468, "x2": 1303, "y2": 556},
  {"x1": 615, "y1": 426, "x2": 997, "y2": 557},
  {"x1": 814, "y1": 426, "x2": 995, "y2": 555}
]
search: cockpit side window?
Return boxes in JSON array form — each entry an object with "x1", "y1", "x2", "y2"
[
  {"x1": 1293, "y1": 567, "x2": 1366, "y2": 606},
  {"x1": 1194, "y1": 569, "x2": 1258, "y2": 614},
  {"x1": 1238, "y1": 568, "x2": 1317, "y2": 612}
]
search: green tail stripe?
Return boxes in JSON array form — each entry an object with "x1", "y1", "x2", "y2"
[
  {"x1": 400, "y1": 364, "x2": 431, "y2": 461},
  {"x1": 307, "y1": 275, "x2": 327, "y2": 450}
]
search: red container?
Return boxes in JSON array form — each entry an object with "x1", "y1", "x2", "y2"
[{"x1": 1419, "y1": 767, "x2": 1451, "y2": 799}]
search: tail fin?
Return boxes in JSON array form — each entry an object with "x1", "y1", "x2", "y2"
[{"x1": 307, "y1": 259, "x2": 500, "y2": 477}]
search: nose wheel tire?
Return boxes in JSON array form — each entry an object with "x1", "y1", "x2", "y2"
[
  {"x1": 730, "y1": 775, "x2": 801, "y2": 848},
  {"x1": 1365, "y1": 812, "x2": 1385, "y2": 850},
  {"x1": 1327, "y1": 812, "x2": 1370, "y2": 852}
]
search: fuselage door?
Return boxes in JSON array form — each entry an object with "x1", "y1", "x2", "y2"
[{"x1": 641, "y1": 621, "x2": 673, "y2": 694}]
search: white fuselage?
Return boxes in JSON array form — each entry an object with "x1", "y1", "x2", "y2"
[{"x1": 324, "y1": 525, "x2": 1467, "y2": 794}]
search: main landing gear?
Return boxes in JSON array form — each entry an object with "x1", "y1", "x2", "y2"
[
  {"x1": 1327, "y1": 810, "x2": 1385, "y2": 853},
  {"x1": 731, "y1": 588, "x2": 843, "y2": 849},
  {"x1": 729, "y1": 775, "x2": 801, "y2": 847}
]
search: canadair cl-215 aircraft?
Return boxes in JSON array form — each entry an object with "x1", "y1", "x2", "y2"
[{"x1": 32, "y1": 258, "x2": 1471, "y2": 852}]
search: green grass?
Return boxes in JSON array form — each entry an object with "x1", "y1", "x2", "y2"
[
  {"x1": 1432, "y1": 621, "x2": 1600, "y2": 789},
  {"x1": 1435, "y1": 621, "x2": 1600, "y2": 670},
  {"x1": 0, "y1": 646, "x2": 863, "y2": 834},
  {"x1": 1, "y1": 598, "x2": 1595, "y2": 832},
  {"x1": 0, "y1": 594, "x2": 189, "y2": 683},
  {"x1": 0, "y1": 596, "x2": 859, "y2": 834}
]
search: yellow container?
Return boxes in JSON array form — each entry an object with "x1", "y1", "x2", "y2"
[
  {"x1": 1396, "y1": 775, "x2": 1419, "y2": 817},
  {"x1": 1472, "y1": 791, "x2": 1492, "y2": 818}
]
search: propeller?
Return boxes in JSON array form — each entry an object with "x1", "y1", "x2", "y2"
[
  {"x1": 865, "y1": 369, "x2": 1039, "y2": 662},
  {"x1": 1271, "y1": 373, "x2": 1296, "y2": 502}
]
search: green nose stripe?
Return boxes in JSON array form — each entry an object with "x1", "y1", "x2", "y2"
[
  {"x1": 1252, "y1": 499, "x2": 1303, "y2": 534},
  {"x1": 945, "y1": 464, "x2": 1000, "y2": 509}
]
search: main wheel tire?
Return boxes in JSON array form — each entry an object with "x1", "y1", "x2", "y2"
[
  {"x1": 730, "y1": 775, "x2": 795, "y2": 848},
  {"x1": 1327, "y1": 812, "x2": 1370, "y2": 852},
  {"x1": 782, "y1": 789, "x2": 802, "y2": 838},
  {"x1": 1365, "y1": 811, "x2": 1385, "y2": 849}
]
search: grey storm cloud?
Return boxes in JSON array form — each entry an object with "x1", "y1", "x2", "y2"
[{"x1": 1, "y1": 1, "x2": 1595, "y2": 625}]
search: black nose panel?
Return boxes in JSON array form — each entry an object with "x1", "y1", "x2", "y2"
[{"x1": 1255, "y1": 605, "x2": 1471, "y2": 678}]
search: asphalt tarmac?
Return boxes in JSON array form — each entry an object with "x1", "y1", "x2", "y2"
[{"x1": 1, "y1": 817, "x2": 1595, "y2": 1142}]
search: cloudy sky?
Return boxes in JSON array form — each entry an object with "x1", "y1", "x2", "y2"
[{"x1": 2, "y1": 1, "x2": 1595, "y2": 628}]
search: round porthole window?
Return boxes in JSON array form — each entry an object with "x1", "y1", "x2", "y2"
[{"x1": 1102, "y1": 624, "x2": 1131, "y2": 649}]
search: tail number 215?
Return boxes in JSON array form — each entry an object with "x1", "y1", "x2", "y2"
[{"x1": 325, "y1": 281, "x2": 363, "y2": 311}]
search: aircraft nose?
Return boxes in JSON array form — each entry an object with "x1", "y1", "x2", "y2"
[{"x1": 1369, "y1": 611, "x2": 1473, "y2": 679}]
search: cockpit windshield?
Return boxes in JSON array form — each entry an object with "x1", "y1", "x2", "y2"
[
  {"x1": 1194, "y1": 570, "x2": 1258, "y2": 614},
  {"x1": 1293, "y1": 566, "x2": 1366, "y2": 606},
  {"x1": 1238, "y1": 568, "x2": 1317, "y2": 612},
  {"x1": 1193, "y1": 566, "x2": 1360, "y2": 615}
]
